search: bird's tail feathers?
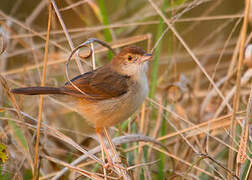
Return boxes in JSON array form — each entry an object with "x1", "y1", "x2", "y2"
[{"x1": 11, "y1": 86, "x2": 64, "y2": 95}]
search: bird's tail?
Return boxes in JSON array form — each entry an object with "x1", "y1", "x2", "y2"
[{"x1": 11, "y1": 87, "x2": 64, "y2": 95}]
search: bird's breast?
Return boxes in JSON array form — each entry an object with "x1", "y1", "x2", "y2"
[{"x1": 77, "y1": 73, "x2": 149, "y2": 129}]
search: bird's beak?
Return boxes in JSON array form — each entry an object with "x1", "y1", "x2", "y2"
[{"x1": 139, "y1": 53, "x2": 152, "y2": 63}]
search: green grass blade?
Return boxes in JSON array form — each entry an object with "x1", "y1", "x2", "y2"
[
  {"x1": 97, "y1": 0, "x2": 113, "y2": 60},
  {"x1": 149, "y1": 0, "x2": 170, "y2": 99},
  {"x1": 8, "y1": 120, "x2": 29, "y2": 151},
  {"x1": 240, "y1": 134, "x2": 252, "y2": 179}
]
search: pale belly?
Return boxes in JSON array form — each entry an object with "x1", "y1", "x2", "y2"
[{"x1": 77, "y1": 76, "x2": 148, "y2": 129}]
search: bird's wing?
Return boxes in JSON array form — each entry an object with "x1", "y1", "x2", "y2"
[{"x1": 63, "y1": 66, "x2": 130, "y2": 100}]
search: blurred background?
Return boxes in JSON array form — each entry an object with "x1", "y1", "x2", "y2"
[{"x1": 0, "y1": 0, "x2": 251, "y2": 179}]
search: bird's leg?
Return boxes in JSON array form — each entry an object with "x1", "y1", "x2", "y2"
[
  {"x1": 103, "y1": 128, "x2": 129, "y2": 180},
  {"x1": 95, "y1": 128, "x2": 113, "y2": 168},
  {"x1": 100, "y1": 143, "x2": 107, "y2": 180},
  {"x1": 96, "y1": 128, "x2": 126, "y2": 172},
  {"x1": 103, "y1": 127, "x2": 126, "y2": 170},
  {"x1": 103, "y1": 128, "x2": 119, "y2": 161}
]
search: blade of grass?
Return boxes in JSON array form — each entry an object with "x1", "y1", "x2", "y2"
[
  {"x1": 97, "y1": 0, "x2": 113, "y2": 60},
  {"x1": 148, "y1": 0, "x2": 169, "y2": 179},
  {"x1": 227, "y1": 0, "x2": 250, "y2": 178},
  {"x1": 149, "y1": 14, "x2": 164, "y2": 100},
  {"x1": 33, "y1": 3, "x2": 52, "y2": 180},
  {"x1": 8, "y1": 14, "x2": 244, "y2": 40},
  {"x1": 43, "y1": 155, "x2": 104, "y2": 180},
  {"x1": 50, "y1": 0, "x2": 84, "y2": 73},
  {"x1": 237, "y1": 77, "x2": 252, "y2": 178},
  {"x1": 148, "y1": 0, "x2": 233, "y2": 112},
  {"x1": 134, "y1": 103, "x2": 146, "y2": 179},
  {"x1": 158, "y1": 118, "x2": 166, "y2": 180},
  {"x1": 0, "y1": 10, "x2": 67, "y2": 52},
  {"x1": 0, "y1": 75, "x2": 34, "y2": 172},
  {"x1": 3, "y1": 34, "x2": 151, "y2": 76},
  {"x1": 240, "y1": 143, "x2": 252, "y2": 180}
]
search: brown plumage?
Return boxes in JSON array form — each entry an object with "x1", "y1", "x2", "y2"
[
  {"x1": 63, "y1": 65, "x2": 130, "y2": 100},
  {"x1": 13, "y1": 65, "x2": 130, "y2": 100},
  {"x1": 11, "y1": 45, "x2": 152, "y2": 168},
  {"x1": 11, "y1": 86, "x2": 62, "y2": 95},
  {"x1": 11, "y1": 46, "x2": 152, "y2": 129}
]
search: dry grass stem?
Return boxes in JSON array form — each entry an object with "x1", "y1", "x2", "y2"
[
  {"x1": 1, "y1": 1, "x2": 251, "y2": 179},
  {"x1": 33, "y1": 3, "x2": 52, "y2": 179},
  {"x1": 227, "y1": 0, "x2": 250, "y2": 178},
  {"x1": 50, "y1": 0, "x2": 84, "y2": 73}
]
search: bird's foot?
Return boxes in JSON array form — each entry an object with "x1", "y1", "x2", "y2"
[{"x1": 103, "y1": 159, "x2": 126, "y2": 170}]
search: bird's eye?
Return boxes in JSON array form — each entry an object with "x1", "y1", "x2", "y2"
[{"x1": 128, "y1": 55, "x2": 132, "y2": 61}]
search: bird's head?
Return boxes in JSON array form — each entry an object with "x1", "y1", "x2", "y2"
[{"x1": 111, "y1": 46, "x2": 152, "y2": 76}]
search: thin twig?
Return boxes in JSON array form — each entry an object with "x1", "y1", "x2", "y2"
[
  {"x1": 148, "y1": 0, "x2": 232, "y2": 112},
  {"x1": 91, "y1": 42, "x2": 96, "y2": 70},
  {"x1": 51, "y1": 134, "x2": 166, "y2": 180},
  {"x1": 0, "y1": 10, "x2": 67, "y2": 52},
  {"x1": 127, "y1": 159, "x2": 160, "y2": 170},
  {"x1": 227, "y1": 0, "x2": 250, "y2": 178},
  {"x1": 2, "y1": 34, "x2": 150, "y2": 76},
  {"x1": 0, "y1": 30, "x2": 8, "y2": 55},
  {"x1": 197, "y1": 153, "x2": 240, "y2": 180},
  {"x1": 241, "y1": 86, "x2": 252, "y2": 178},
  {"x1": 9, "y1": 14, "x2": 243, "y2": 40},
  {"x1": 43, "y1": 154, "x2": 103, "y2": 180},
  {"x1": 50, "y1": 0, "x2": 84, "y2": 73},
  {"x1": 65, "y1": 38, "x2": 115, "y2": 98},
  {"x1": 59, "y1": 0, "x2": 88, "y2": 11},
  {"x1": 33, "y1": 3, "x2": 52, "y2": 180}
]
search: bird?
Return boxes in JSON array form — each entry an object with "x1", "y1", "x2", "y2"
[{"x1": 11, "y1": 45, "x2": 152, "y2": 166}]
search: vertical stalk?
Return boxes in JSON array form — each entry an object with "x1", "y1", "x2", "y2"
[
  {"x1": 97, "y1": 0, "x2": 113, "y2": 60},
  {"x1": 33, "y1": 3, "x2": 52, "y2": 180},
  {"x1": 227, "y1": 0, "x2": 250, "y2": 179}
]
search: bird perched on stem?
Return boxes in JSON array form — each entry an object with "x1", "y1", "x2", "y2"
[{"x1": 11, "y1": 45, "x2": 152, "y2": 167}]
